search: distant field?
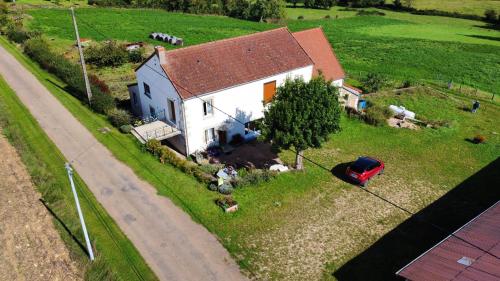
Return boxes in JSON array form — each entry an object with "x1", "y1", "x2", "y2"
[{"x1": 27, "y1": 8, "x2": 500, "y2": 94}]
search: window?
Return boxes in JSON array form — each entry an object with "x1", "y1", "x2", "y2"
[
  {"x1": 203, "y1": 99, "x2": 213, "y2": 116},
  {"x1": 204, "y1": 128, "x2": 216, "y2": 144},
  {"x1": 168, "y1": 99, "x2": 176, "y2": 122},
  {"x1": 149, "y1": 106, "x2": 156, "y2": 118},
  {"x1": 263, "y1": 81, "x2": 276, "y2": 104},
  {"x1": 143, "y1": 82, "x2": 151, "y2": 98}
]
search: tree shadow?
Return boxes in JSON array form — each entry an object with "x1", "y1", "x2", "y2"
[
  {"x1": 332, "y1": 157, "x2": 500, "y2": 281},
  {"x1": 463, "y1": 34, "x2": 500, "y2": 42},
  {"x1": 473, "y1": 24, "x2": 500, "y2": 31},
  {"x1": 39, "y1": 198, "x2": 90, "y2": 257}
]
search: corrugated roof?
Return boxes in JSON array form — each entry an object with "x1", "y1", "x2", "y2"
[
  {"x1": 158, "y1": 27, "x2": 313, "y2": 99},
  {"x1": 396, "y1": 201, "x2": 500, "y2": 281},
  {"x1": 292, "y1": 27, "x2": 345, "y2": 82}
]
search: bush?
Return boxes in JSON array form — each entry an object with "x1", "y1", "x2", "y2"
[
  {"x1": 91, "y1": 91, "x2": 116, "y2": 114},
  {"x1": 401, "y1": 79, "x2": 415, "y2": 88},
  {"x1": 364, "y1": 105, "x2": 393, "y2": 126},
  {"x1": 106, "y1": 108, "x2": 131, "y2": 127},
  {"x1": 119, "y1": 124, "x2": 132, "y2": 133},
  {"x1": 356, "y1": 10, "x2": 385, "y2": 16},
  {"x1": 218, "y1": 183, "x2": 234, "y2": 195},
  {"x1": 324, "y1": 15, "x2": 331, "y2": 19},
  {"x1": 85, "y1": 41, "x2": 128, "y2": 67},
  {"x1": 6, "y1": 26, "x2": 31, "y2": 43},
  {"x1": 199, "y1": 163, "x2": 222, "y2": 175},
  {"x1": 297, "y1": 15, "x2": 304, "y2": 20},
  {"x1": 89, "y1": 74, "x2": 111, "y2": 94},
  {"x1": 361, "y1": 73, "x2": 386, "y2": 93},
  {"x1": 232, "y1": 168, "x2": 276, "y2": 187},
  {"x1": 208, "y1": 182, "x2": 218, "y2": 191},
  {"x1": 484, "y1": 9, "x2": 498, "y2": 23},
  {"x1": 145, "y1": 139, "x2": 162, "y2": 155},
  {"x1": 128, "y1": 48, "x2": 144, "y2": 63}
]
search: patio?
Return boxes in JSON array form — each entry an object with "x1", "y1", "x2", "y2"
[
  {"x1": 131, "y1": 120, "x2": 181, "y2": 144},
  {"x1": 209, "y1": 141, "x2": 282, "y2": 169}
]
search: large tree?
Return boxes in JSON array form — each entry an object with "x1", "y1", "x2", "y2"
[{"x1": 262, "y1": 76, "x2": 342, "y2": 170}]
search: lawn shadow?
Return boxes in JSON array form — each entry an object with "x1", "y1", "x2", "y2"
[
  {"x1": 332, "y1": 157, "x2": 500, "y2": 281},
  {"x1": 463, "y1": 34, "x2": 500, "y2": 42},
  {"x1": 473, "y1": 24, "x2": 500, "y2": 31},
  {"x1": 39, "y1": 198, "x2": 91, "y2": 257}
]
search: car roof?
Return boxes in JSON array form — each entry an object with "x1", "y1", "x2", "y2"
[{"x1": 355, "y1": 156, "x2": 379, "y2": 167}]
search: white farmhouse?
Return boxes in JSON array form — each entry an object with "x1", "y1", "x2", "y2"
[{"x1": 128, "y1": 27, "x2": 360, "y2": 156}]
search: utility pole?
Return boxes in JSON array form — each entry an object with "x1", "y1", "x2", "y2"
[
  {"x1": 70, "y1": 7, "x2": 92, "y2": 106},
  {"x1": 65, "y1": 163, "x2": 95, "y2": 261}
]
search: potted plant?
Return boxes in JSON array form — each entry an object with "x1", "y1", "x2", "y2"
[{"x1": 215, "y1": 196, "x2": 238, "y2": 213}]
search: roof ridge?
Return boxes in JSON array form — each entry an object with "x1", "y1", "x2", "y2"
[{"x1": 163, "y1": 27, "x2": 289, "y2": 57}]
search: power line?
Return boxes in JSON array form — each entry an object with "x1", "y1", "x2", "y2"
[{"x1": 69, "y1": 17, "x2": 500, "y2": 261}]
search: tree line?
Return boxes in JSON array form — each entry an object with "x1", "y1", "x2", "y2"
[{"x1": 89, "y1": 0, "x2": 286, "y2": 21}]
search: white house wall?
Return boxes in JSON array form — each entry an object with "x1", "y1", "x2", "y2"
[
  {"x1": 135, "y1": 55, "x2": 184, "y2": 132},
  {"x1": 182, "y1": 65, "x2": 314, "y2": 155}
]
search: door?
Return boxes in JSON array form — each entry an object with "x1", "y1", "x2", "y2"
[
  {"x1": 263, "y1": 81, "x2": 276, "y2": 104},
  {"x1": 217, "y1": 130, "x2": 227, "y2": 145}
]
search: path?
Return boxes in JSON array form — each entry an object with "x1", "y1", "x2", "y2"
[
  {"x1": 0, "y1": 133, "x2": 82, "y2": 281},
  {"x1": 0, "y1": 44, "x2": 247, "y2": 281}
]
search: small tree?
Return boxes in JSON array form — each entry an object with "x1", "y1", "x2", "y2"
[
  {"x1": 393, "y1": 0, "x2": 402, "y2": 9},
  {"x1": 262, "y1": 76, "x2": 341, "y2": 170},
  {"x1": 484, "y1": 9, "x2": 498, "y2": 23},
  {"x1": 361, "y1": 72, "x2": 386, "y2": 93}
]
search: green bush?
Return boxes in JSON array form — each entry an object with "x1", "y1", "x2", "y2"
[
  {"x1": 119, "y1": 124, "x2": 132, "y2": 133},
  {"x1": 128, "y1": 48, "x2": 144, "y2": 63},
  {"x1": 361, "y1": 73, "x2": 386, "y2": 93},
  {"x1": 106, "y1": 108, "x2": 131, "y2": 127},
  {"x1": 6, "y1": 26, "x2": 31, "y2": 43},
  {"x1": 85, "y1": 41, "x2": 128, "y2": 67},
  {"x1": 232, "y1": 168, "x2": 277, "y2": 187},
  {"x1": 145, "y1": 139, "x2": 162, "y2": 155},
  {"x1": 364, "y1": 105, "x2": 393, "y2": 126},
  {"x1": 91, "y1": 91, "x2": 116, "y2": 114}
]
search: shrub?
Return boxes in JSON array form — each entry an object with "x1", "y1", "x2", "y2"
[
  {"x1": 324, "y1": 15, "x2": 331, "y2": 19},
  {"x1": 232, "y1": 168, "x2": 276, "y2": 187},
  {"x1": 199, "y1": 164, "x2": 222, "y2": 175},
  {"x1": 145, "y1": 139, "x2": 162, "y2": 155},
  {"x1": 208, "y1": 183, "x2": 218, "y2": 191},
  {"x1": 218, "y1": 183, "x2": 234, "y2": 195},
  {"x1": 89, "y1": 74, "x2": 111, "y2": 94},
  {"x1": 85, "y1": 41, "x2": 128, "y2": 67},
  {"x1": 364, "y1": 105, "x2": 392, "y2": 126},
  {"x1": 106, "y1": 108, "x2": 131, "y2": 127},
  {"x1": 356, "y1": 10, "x2": 385, "y2": 16},
  {"x1": 91, "y1": 91, "x2": 116, "y2": 114},
  {"x1": 297, "y1": 15, "x2": 304, "y2": 20},
  {"x1": 484, "y1": 9, "x2": 498, "y2": 23},
  {"x1": 401, "y1": 79, "x2": 415, "y2": 88},
  {"x1": 119, "y1": 124, "x2": 132, "y2": 133},
  {"x1": 128, "y1": 48, "x2": 144, "y2": 63},
  {"x1": 361, "y1": 72, "x2": 386, "y2": 93},
  {"x1": 6, "y1": 26, "x2": 30, "y2": 43}
]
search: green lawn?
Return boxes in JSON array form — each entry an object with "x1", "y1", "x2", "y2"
[
  {"x1": 0, "y1": 70, "x2": 157, "y2": 281},
  {"x1": 26, "y1": 8, "x2": 500, "y2": 95},
  {"x1": 2, "y1": 30, "x2": 499, "y2": 280}
]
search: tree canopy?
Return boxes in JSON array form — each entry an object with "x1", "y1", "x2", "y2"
[{"x1": 262, "y1": 76, "x2": 342, "y2": 170}]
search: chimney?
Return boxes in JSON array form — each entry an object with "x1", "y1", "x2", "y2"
[{"x1": 155, "y1": 46, "x2": 166, "y2": 64}]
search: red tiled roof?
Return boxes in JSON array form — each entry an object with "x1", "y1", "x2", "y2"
[
  {"x1": 396, "y1": 201, "x2": 500, "y2": 281},
  {"x1": 292, "y1": 27, "x2": 345, "y2": 82},
  {"x1": 157, "y1": 28, "x2": 313, "y2": 99}
]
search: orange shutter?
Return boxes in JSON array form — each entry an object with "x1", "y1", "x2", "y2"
[{"x1": 263, "y1": 81, "x2": 276, "y2": 104}]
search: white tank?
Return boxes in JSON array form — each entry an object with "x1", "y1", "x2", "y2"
[{"x1": 389, "y1": 105, "x2": 416, "y2": 119}]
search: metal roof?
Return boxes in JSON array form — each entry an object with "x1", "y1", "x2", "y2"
[{"x1": 396, "y1": 201, "x2": 500, "y2": 281}]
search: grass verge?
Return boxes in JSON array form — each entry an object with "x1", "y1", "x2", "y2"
[{"x1": 0, "y1": 72, "x2": 157, "y2": 280}]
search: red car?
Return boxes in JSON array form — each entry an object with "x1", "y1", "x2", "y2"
[{"x1": 346, "y1": 156, "x2": 384, "y2": 187}]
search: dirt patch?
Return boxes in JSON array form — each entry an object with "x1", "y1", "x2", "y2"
[
  {"x1": 0, "y1": 134, "x2": 82, "y2": 281},
  {"x1": 243, "y1": 174, "x2": 445, "y2": 281},
  {"x1": 211, "y1": 141, "x2": 282, "y2": 169},
  {"x1": 387, "y1": 117, "x2": 420, "y2": 130}
]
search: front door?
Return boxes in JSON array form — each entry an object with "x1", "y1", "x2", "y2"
[{"x1": 217, "y1": 130, "x2": 227, "y2": 145}]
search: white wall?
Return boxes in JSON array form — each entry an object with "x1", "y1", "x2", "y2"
[
  {"x1": 135, "y1": 55, "x2": 184, "y2": 132},
  {"x1": 332, "y1": 78, "x2": 344, "y2": 88},
  {"x1": 183, "y1": 65, "x2": 314, "y2": 154}
]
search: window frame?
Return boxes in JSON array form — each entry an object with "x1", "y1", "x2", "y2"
[
  {"x1": 204, "y1": 128, "x2": 216, "y2": 144},
  {"x1": 143, "y1": 82, "x2": 151, "y2": 99},
  {"x1": 168, "y1": 99, "x2": 176, "y2": 123},
  {"x1": 203, "y1": 99, "x2": 214, "y2": 117}
]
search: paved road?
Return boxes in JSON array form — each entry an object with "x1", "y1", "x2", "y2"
[{"x1": 0, "y1": 44, "x2": 247, "y2": 281}]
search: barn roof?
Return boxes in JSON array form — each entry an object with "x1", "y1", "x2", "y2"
[
  {"x1": 155, "y1": 27, "x2": 314, "y2": 99},
  {"x1": 291, "y1": 27, "x2": 345, "y2": 82},
  {"x1": 396, "y1": 201, "x2": 500, "y2": 281}
]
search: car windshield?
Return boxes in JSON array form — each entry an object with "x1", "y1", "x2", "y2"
[{"x1": 351, "y1": 157, "x2": 378, "y2": 173}]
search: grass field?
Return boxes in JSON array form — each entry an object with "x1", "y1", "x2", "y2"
[
  {"x1": 2, "y1": 27, "x2": 499, "y2": 280},
  {"x1": 25, "y1": 8, "x2": 500, "y2": 96},
  {"x1": 0, "y1": 39, "x2": 157, "y2": 281}
]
